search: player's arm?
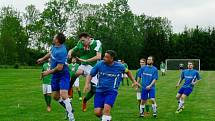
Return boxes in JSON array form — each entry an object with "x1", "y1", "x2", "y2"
[
  {"x1": 126, "y1": 69, "x2": 141, "y2": 88},
  {"x1": 146, "y1": 69, "x2": 158, "y2": 90},
  {"x1": 191, "y1": 72, "x2": 201, "y2": 85},
  {"x1": 41, "y1": 64, "x2": 63, "y2": 77},
  {"x1": 37, "y1": 52, "x2": 51, "y2": 64},
  {"x1": 176, "y1": 71, "x2": 184, "y2": 88}
]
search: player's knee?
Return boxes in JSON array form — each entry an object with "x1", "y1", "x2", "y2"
[
  {"x1": 150, "y1": 98, "x2": 156, "y2": 104},
  {"x1": 94, "y1": 110, "x2": 102, "y2": 117},
  {"x1": 53, "y1": 94, "x2": 60, "y2": 101},
  {"x1": 60, "y1": 92, "x2": 68, "y2": 100},
  {"x1": 141, "y1": 100, "x2": 147, "y2": 105}
]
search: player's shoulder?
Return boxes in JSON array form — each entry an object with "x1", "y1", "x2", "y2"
[{"x1": 152, "y1": 66, "x2": 158, "y2": 71}]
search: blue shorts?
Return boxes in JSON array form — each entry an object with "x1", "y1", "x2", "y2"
[
  {"x1": 51, "y1": 72, "x2": 70, "y2": 91},
  {"x1": 178, "y1": 87, "x2": 193, "y2": 96},
  {"x1": 94, "y1": 91, "x2": 118, "y2": 108},
  {"x1": 141, "y1": 88, "x2": 155, "y2": 100}
]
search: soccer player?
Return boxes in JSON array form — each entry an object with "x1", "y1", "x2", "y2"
[
  {"x1": 137, "y1": 56, "x2": 158, "y2": 118},
  {"x1": 160, "y1": 61, "x2": 166, "y2": 76},
  {"x1": 83, "y1": 50, "x2": 140, "y2": 121},
  {"x1": 68, "y1": 32, "x2": 101, "y2": 112},
  {"x1": 175, "y1": 61, "x2": 200, "y2": 113},
  {"x1": 37, "y1": 33, "x2": 75, "y2": 121},
  {"x1": 135, "y1": 58, "x2": 150, "y2": 115},
  {"x1": 121, "y1": 59, "x2": 129, "y2": 86},
  {"x1": 68, "y1": 57, "x2": 82, "y2": 100},
  {"x1": 41, "y1": 59, "x2": 52, "y2": 112}
]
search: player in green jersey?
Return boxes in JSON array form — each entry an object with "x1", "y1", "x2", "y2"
[
  {"x1": 68, "y1": 32, "x2": 101, "y2": 112},
  {"x1": 68, "y1": 57, "x2": 82, "y2": 100},
  {"x1": 160, "y1": 61, "x2": 166, "y2": 76},
  {"x1": 121, "y1": 59, "x2": 129, "y2": 86},
  {"x1": 40, "y1": 59, "x2": 52, "y2": 112}
]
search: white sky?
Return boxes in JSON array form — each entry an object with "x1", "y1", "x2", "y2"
[{"x1": 0, "y1": 0, "x2": 215, "y2": 32}]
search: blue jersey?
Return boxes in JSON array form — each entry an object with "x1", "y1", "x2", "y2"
[
  {"x1": 90, "y1": 61, "x2": 125, "y2": 92},
  {"x1": 50, "y1": 44, "x2": 69, "y2": 76},
  {"x1": 137, "y1": 65, "x2": 158, "y2": 88},
  {"x1": 181, "y1": 69, "x2": 200, "y2": 88}
]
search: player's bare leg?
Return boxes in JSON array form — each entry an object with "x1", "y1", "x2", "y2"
[
  {"x1": 102, "y1": 104, "x2": 112, "y2": 121},
  {"x1": 94, "y1": 108, "x2": 103, "y2": 119}
]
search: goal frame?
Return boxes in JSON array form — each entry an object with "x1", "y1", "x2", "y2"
[{"x1": 165, "y1": 59, "x2": 200, "y2": 71}]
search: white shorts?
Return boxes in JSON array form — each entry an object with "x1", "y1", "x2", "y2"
[
  {"x1": 137, "y1": 92, "x2": 141, "y2": 100},
  {"x1": 73, "y1": 78, "x2": 80, "y2": 87},
  {"x1": 161, "y1": 69, "x2": 166, "y2": 73},
  {"x1": 78, "y1": 64, "x2": 98, "y2": 85},
  {"x1": 42, "y1": 84, "x2": 52, "y2": 94},
  {"x1": 123, "y1": 73, "x2": 128, "y2": 78},
  {"x1": 78, "y1": 64, "x2": 93, "y2": 76}
]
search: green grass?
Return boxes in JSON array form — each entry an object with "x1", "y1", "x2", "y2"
[{"x1": 0, "y1": 69, "x2": 215, "y2": 121}]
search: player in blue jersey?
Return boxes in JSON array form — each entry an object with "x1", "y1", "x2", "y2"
[
  {"x1": 175, "y1": 61, "x2": 200, "y2": 113},
  {"x1": 83, "y1": 50, "x2": 140, "y2": 121},
  {"x1": 37, "y1": 33, "x2": 75, "y2": 121},
  {"x1": 137, "y1": 56, "x2": 158, "y2": 118}
]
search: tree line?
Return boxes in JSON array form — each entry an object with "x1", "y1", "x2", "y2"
[{"x1": 0, "y1": 0, "x2": 214, "y2": 70}]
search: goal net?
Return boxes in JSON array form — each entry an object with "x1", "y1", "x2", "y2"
[{"x1": 165, "y1": 59, "x2": 200, "y2": 71}]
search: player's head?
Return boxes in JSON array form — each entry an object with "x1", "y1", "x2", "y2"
[
  {"x1": 140, "y1": 58, "x2": 146, "y2": 67},
  {"x1": 104, "y1": 50, "x2": 117, "y2": 64},
  {"x1": 79, "y1": 32, "x2": 92, "y2": 45},
  {"x1": 147, "y1": 56, "x2": 154, "y2": 65},
  {"x1": 121, "y1": 59, "x2": 125, "y2": 64},
  {"x1": 187, "y1": 61, "x2": 194, "y2": 69},
  {"x1": 71, "y1": 57, "x2": 77, "y2": 63},
  {"x1": 53, "y1": 33, "x2": 66, "y2": 45}
]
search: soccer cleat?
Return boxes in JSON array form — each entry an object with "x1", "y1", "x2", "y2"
[
  {"x1": 153, "y1": 112, "x2": 158, "y2": 118},
  {"x1": 79, "y1": 97, "x2": 83, "y2": 101},
  {"x1": 175, "y1": 107, "x2": 183, "y2": 114},
  {"x1": 82, "y1": 100, "x2": 87, "y2": 112},
  {"x1": 139, "y1": 113, "x2": 144, "y2": 118}
]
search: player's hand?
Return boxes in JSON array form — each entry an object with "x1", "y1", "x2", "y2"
[
  {"x1": 146, "y1": 86, "x2": 151, "y2": 90},
  {"x1": 132, "y1": 81, "x2": 141, "y2": 88},
  {"x1": 41, "y1": 71, "x2": 50, "y2": 78},
  {"x1": 83, "y1": 84, "x2": 91, "y2": 93},
  {"x1": 36, "y1": 58, "x2": 44, "y2": 64},
  {"x1": 176, "y1": 84, "x2": 180, "y2": 88}
]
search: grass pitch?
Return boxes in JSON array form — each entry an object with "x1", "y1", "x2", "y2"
[{"x1": 0, "y1": 69, "x2": 214, "y2": 121}]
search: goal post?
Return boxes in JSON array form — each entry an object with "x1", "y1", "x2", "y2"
[{"x1": 165, "y1": 59, "x2": 200, "y2": 71}]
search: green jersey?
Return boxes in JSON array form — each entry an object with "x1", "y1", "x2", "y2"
[
  {"x1": 72, "y1": 39, "x2": 102, "y2": 66},
  {"x1": 122, "y1": 63, "x2": 128, "y2": 69},
  {"x1": 160, "y1": 63, "x2": 165, "y2": 69},
  {"x1": 42, "y1": 63, "x2": 52, "y2": 84},
  {"x1": 68, "y1": 63, "x2": 79, "y2": 77}
]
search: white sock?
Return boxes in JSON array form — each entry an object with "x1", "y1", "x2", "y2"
[
  {"x1": 102, "y1": 115, "x2": 111, "y2": 121},
  {"x1": 63, "y1": 98, "x2": 74, "y2": 119},
  {"x1": 179, "y1": 99, "x2": 184, "y2": 108},
  {"x1": 152, "y1": 104, "x2": 157, "y2": 113},
  {"x1": 140, "y1": 105, "x2": 145, "y2": 114}
]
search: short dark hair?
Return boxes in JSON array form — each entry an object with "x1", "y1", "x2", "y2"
[
  {"x1": 56, "y1": 33, "x2": 66, "y2": 44},
  {"x1": 148, "y1": 56, "x2": 154, "y2": 61},
  {"x1": 140, "y1": 58, "x2": 146, "y2": 62},
  {"x1": 106, "y1": 50, "x2": 117, "y2": 61},
  {"x1": 79, "y1": 32, "x2": 91, "y2": 39}
]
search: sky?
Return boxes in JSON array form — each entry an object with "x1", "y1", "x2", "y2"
[{"x1": 0, "y1": 0, "x2": 215, "y2": 33}]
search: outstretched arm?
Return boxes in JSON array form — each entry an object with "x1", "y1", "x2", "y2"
[{"x1": 37, "y1": 52, "x2": 51, "y2": 64}]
